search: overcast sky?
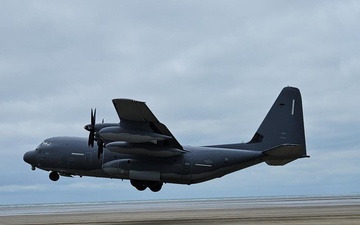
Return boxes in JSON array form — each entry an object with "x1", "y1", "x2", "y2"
[{"x1": 1, "y1": 1, "x2": 360, "y2": 205}]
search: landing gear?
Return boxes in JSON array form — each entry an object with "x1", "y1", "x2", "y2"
[
  {"x1": 130, "y1": 180, "x2": 147, "y2": 191},
  {"x1": 130, "y1": 180, "x2": 163, "y2": 192},
  {"x1": 49, "y1": 171, "x2": 59, "y2": 181},
  {"x1": 148, "y1": 182, "x2": 163, "y2": 192}
]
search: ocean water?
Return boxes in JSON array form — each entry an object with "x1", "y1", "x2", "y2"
[{"x1": 1, "y1": 195, "x2": 360, "y2": 216}]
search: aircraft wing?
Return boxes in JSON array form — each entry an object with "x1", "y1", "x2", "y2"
[
  {"x1": 113, "y1": 99, "x2": 159, "y2": 123},
  {"x1": 112, "y1": 99, "x2": 183, "y2": 150}
]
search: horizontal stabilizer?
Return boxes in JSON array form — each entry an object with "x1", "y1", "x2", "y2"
[{"x1": 262, "y1": 144, "x2": 309, "y2": 166}]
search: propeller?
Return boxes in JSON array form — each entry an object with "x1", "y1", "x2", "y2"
[
  {"x1": 97, "y1": 140, "x2": 104, "y2": 159},
  {"x1": 85, "y1": 108, "x2": 96, "y2": 147},
  {"x1": 84, "y1": 108, "x2": 104, "y2": 159}
]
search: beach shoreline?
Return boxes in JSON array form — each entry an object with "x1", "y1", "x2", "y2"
[{"x1": 1, "y1": 196, "x2": 360, "y2": 225}]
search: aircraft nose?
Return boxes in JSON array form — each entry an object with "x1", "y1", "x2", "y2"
[{"x1": 23, "y1": 150, "x2": 36, "y2": 166}]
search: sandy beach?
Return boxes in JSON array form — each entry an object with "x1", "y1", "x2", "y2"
[{"x1": 1, "y1": 196, "x2": 359, "y2": 225}]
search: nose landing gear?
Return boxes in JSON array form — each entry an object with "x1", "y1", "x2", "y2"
[{"x1": 49, "y1": 171, "x2": 60, "y2": 181}]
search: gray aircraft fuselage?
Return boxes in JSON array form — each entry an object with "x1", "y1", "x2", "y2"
[
  {"x1": 24, "y1": 87, "x2": 308, "y2": 192},
  {"x1": 24, "y1": 137, "x2": 263, "y2": 184}
]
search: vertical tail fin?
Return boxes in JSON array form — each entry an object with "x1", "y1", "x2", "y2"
[
  {"x1": 209, "y1": 86, "x2": 308, "y2": 165},
  {"x1": 248, "y1": 86, "x2": 308, "y2": 165}
]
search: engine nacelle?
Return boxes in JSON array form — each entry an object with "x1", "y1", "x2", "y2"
[
  {"x1": 105, "y1": 142, "x2": 186, "y2": 157},
  {"x1": 102, "y1": 159, "x2": 160, "y2": 181},
  {"x1": 102, "y1": 159, "x2": 132, "y2": 176},
  {"x1": 99, "y1": 126, "x2": 172, "y2": 143}
]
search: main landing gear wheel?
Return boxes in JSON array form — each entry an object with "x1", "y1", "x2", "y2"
[
  {"x1": 148, "y1": 182, "x2": 163, "y2": 192},
  {"x1": 130, "y1": 180, "x2": 147, "y2": 191},
  {"x1": 49, "y1": 171, "x2": 59, "y2": 181},
  {"x1": 130, "y1": 180, "x2": 163, "y2": 192}
]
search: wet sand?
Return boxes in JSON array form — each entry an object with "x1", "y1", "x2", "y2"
[{"x1": 1, "y1": 196, "x2": 360, "y2": 225}]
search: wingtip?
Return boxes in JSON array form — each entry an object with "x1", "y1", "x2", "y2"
[
  {"x1": 112, "y1": 98, "x2": 145, "y2": 104},
  {"x1": 281, "y1": 86, "x2": 301, "y2": 95},
  {"x1": 283, "y1": 86, "x2": 300, "y2": 91}
]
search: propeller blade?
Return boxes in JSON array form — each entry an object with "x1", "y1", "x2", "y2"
[
  {"x1": 97, "y1": 140, "x2": 103, "y2": 159},
  {"x1": 91, "y1": 108, "x2": 96, "y2": 126},
  {"x1": 88, "y1": 132, "x2": 94, "y2": 147},
  {"x1": 87, "y1": 108, "x2": 96, "y2": 147}
]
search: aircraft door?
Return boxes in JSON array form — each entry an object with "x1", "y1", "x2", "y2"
[
  {"x1": 68, "y1": 153, "x2": 86, "y2": 169},
  {"x1": 170, "y1": 156, "x2": 190, "y2": 183},
  {"x1": 172, "y1": 157, "x2": 183, "y2": 175},
  {"x1": 183, "y1": 157, "x2": 192, "y2": 183},
  {"x1": 184, "y1": 162, "x2": 191, "y2": 174}
]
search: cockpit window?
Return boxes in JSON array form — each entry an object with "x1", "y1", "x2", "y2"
[{"x1": 37, "y1": 140, "x2": 52, "y2": 149}]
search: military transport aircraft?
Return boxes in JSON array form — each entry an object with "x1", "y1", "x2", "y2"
[{"x1": 24, "y1": 87, "x2": 308, "y2": 192}]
